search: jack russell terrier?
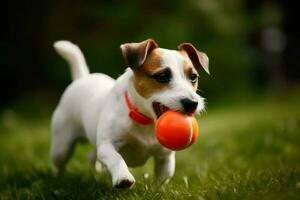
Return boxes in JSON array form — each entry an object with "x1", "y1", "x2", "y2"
[{"x1": 51, "y1": 39, "x2": 209, "y2": 188}]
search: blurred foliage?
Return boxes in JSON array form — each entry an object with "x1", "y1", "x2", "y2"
[
  {"x1": 44, "y1": 0, "x2": 259, "y2": 97},
  {"x1": 1, "y1": 0, "x2": 298, "y2": 108}
]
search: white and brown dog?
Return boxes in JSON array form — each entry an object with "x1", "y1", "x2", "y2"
[{"x1": 51, "y1": 39, "x2": 209, "y2": 188}]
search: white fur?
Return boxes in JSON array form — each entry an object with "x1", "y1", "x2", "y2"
[
  {"x1": 149, "y1": 49, "x2": 205, "y2": 115},
  {"x1": 51, "y1": 42, "x2": 205, "y2": 188},
  {"x1": 54, "y1": 41, "x2": 89, "y2": 80}
]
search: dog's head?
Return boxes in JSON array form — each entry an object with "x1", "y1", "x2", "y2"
[{"x1": 121, "y1": 39, "x2": 209, "y2": 120}]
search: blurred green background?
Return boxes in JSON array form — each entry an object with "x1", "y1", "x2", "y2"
[
  {"x1": 0, "y1": 0, "x2": 299, "y2": 199},
  {"x1": 1, "y1": 0, "x2": 299, "y2": 109}
]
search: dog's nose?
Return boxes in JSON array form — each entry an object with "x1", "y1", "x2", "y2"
[{"x1": 181, "y1": 98, "x2": 198, "y2": 114}]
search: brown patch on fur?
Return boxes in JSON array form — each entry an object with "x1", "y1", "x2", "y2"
[
  {"x1": 178, "y1": 43, "x2": 209, "y2": 74},
  {"x1": 133, "y1": 49, "x2": 169, "y2": 98},
  {"x1": 180, "y1": 51, "x2": 199, "y2": 91}
]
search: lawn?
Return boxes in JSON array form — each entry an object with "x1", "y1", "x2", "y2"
[{"x1": 0, "y1": 91, "x2": 300, "y2": 199}]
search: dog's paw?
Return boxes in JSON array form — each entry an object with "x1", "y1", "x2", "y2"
[
  {"x1": 113, "y1": 173, "x2": 135, "y2": 189},
  {"x1": 114, "y1": 178, "x2": 135, "y2": 189}
]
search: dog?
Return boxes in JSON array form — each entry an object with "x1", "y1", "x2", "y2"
[{"x1": 51, "y1": 39, "x2": 209, "y2": 188}]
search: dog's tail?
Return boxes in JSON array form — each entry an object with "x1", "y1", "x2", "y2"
[{"x1": 54, "y1": 40, "x2": 89, "y2": 81}]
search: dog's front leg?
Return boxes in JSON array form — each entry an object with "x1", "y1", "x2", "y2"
[
  {"x1": 97, "y1": 142, "x2": 135, "y2": 188},
  {"x1": 154, "y1": 151, "x2": 176, "y2": 184}
]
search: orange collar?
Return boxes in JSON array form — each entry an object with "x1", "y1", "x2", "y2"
[{"x1": 124, "y1": 91, "x2": 153, "y2": 125}]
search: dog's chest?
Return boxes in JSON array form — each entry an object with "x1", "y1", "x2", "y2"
[{"x1": 117, "y1": 125, "x2": 163, "y2": 167}]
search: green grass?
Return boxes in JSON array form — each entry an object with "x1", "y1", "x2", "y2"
[{"x1": 1, "y1": 92, "x2": 300, "y2": 199}]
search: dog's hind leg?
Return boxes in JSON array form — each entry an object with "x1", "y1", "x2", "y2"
[{"x1": 50, "y1": 109, "x2": 78, "y2": 176}]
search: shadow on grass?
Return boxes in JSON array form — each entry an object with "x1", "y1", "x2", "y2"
[
  {"x1": 0, "y1": 168, "x2": 144, "y2": 199},
  {"x1": 1, "y1": 170, "x2": 93, "y2": 198}
]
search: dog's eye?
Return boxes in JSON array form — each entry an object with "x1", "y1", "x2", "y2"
[
  {"x1": 152, "y1": 71, "x2": 171, "y2": 83},
  {"x1": 189, "y1": 73, "x2": 198, "y2": 83}
]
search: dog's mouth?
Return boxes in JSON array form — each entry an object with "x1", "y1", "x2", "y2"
[{"x1": 152, "y1": 102, "x2": 170, "y2": 118}]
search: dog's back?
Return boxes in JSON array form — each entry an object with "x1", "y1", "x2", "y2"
[{"x1": 51, "y1": 41, "x2": 115, "y2": 174}]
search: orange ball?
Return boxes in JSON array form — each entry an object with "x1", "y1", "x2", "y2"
[{"x1": 155, "y1": 110, "x2": 199, "y2": 151}]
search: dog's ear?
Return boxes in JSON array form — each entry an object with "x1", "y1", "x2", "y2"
[
  {"x1": 120, "y1": 39, "x2": 158, "y2": 70},
  {"x1": 178, "y1": 43, "x2": 209, "y2": 74}
]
